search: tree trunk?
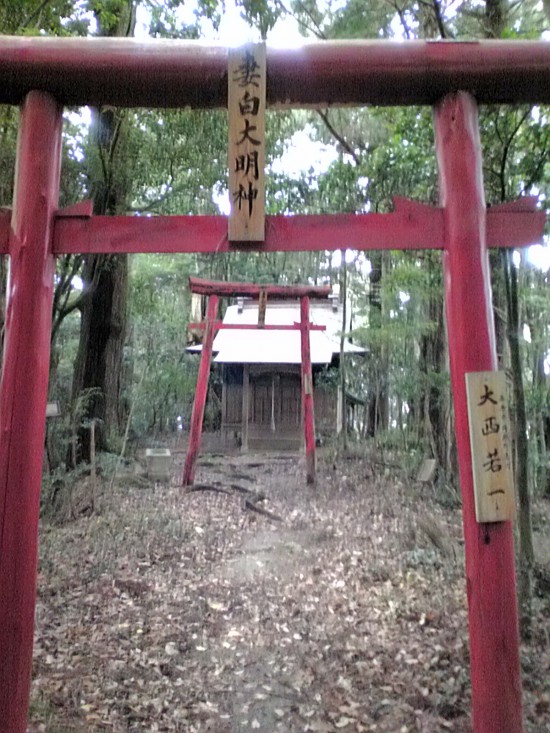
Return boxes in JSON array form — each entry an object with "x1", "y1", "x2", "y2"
[
  {"x1": 535, "y1": 353, "x2": 550, "y2": 498},
  {"x1": 481, "y1": 0, "x2": 534, "y2": 637},
  {"x1": 69, "y1": 1, "x2": 135, "y2": 463},
  {"x1": 417, "y1": 255, "x2": 450, "y2": 476},
  {"x1": 485, "y1": 0, "x2": 507, "y2": 38},
  {"x1": 366, "y1": 251, "x2": 389, "y2": 437},
  {"x1": 490, "y1": 250, "x2": 508, "y2": 366},
  {"x1": 339, "y1": 251, "x2": 348, "y2": 451},
  {"x1": 502, "y1": 248, "x2": 534, "y2": 638},
  {"x1": 71, "y1": 254, "x2": 128, "y2": 460},
  {"x1": 525, "y1": 267, "x2": 550, "y2": 498}
]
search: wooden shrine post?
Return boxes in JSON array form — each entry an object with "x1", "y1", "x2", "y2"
[
  {"x1": 241, "y1": 364, "x2": 250, "y2": 452},
  {"x1": 300, "y1": 296, "x2": 316, "y2": 484},
  {"x1": 0, "y1": 92, "x2": 62, "y2": 733},
  {"x1": 182, "y1": 295, "x2": 219, "y2": 486},
  {"x1": 434, "y1": 92, "x2": 523, "y2": 733}
]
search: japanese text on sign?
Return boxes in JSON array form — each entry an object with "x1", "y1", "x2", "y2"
[
  {"x1": 228, "y1": 44, "x2": 266, "y2": 241},
  {"x1": 465, "y1": 371, "x2": 515, "y2": 523}
]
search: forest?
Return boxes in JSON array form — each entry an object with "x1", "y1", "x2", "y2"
[{"x1": 0, "y1": 0, "x2": 549, "y2": 732}]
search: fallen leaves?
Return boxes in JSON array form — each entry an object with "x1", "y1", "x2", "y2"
[{"x1": 29, "y1": 453, "x2": 549, "y2": 732}]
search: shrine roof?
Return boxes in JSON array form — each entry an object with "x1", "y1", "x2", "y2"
[{"x1": 211, "y1": 299, "x2": 365, "y2": 365}]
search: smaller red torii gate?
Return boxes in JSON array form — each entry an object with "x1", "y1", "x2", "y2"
[{"x1": 183, "y1": 277, "x2": 332, "y2": 485}]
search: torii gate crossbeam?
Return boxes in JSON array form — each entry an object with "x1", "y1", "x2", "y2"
[
  {"x1": 1, "y1": 38, "x2": 550, "y2": 107},
  {"x1": 1, "y1": 196, "x2": 543, "y2": 256},
  {"x1": 0, "y1": 38, "x2": 548, "y2": 733}
]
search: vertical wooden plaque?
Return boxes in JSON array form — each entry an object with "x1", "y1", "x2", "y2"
[
  {"x1": 465, "y1": 371, "x2": 515, "y2": 523},
  {"x1": 228, "y1": 43, "x2": 266, "y2": 242}
]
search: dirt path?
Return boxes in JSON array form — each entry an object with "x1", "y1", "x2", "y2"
[{"x1": 30, "y1": 452, "x2": 549, "y2": 732}]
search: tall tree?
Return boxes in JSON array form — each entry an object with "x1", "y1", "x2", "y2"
[
  {"x1": 0, "y1": 1, "x2": 91, "y2": 384},
  {"x1": 70, "y1": 0, "x2": 136, "y2": 462},
  {"x1": 477, "y1": 0, "x2": 547, "y2": 637}
]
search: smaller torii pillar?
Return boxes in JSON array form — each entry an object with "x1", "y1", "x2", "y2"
[
  {"x1": 300, "y1": 295, "x2": 316, "y2": 484},
  {"x1": 182, "y1": 278, "x2": 331, "y2": 486},
  {"x1": 182, "y1": 294, "x2": 219, "y2": 486}
]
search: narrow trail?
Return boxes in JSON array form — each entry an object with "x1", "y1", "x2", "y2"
[{"x1": 29, "y1": 451, "x2": 549, "y2": 732}]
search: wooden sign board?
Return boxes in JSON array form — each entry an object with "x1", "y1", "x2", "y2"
[
  {"x1": 465, "y1": 371, "x2": 515, "y2": 523},
  {"x1": 228, "y1": 43, "x2": 266, "y2": 242}
]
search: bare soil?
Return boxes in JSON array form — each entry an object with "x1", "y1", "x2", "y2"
[{"x1": 29, "y1": 449, "x2": 550, "y2": 732}]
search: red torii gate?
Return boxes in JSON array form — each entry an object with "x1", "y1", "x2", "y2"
[
  {"x1": 0, "y1": 38, "x2": 548, "y2": 733},
  {"x1": 183, "y1": 277, "x2": 331, "y2": 486}
]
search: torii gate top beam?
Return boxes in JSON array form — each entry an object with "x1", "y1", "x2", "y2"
[
  {"x1": 189, "y1": 276, "x2": 331, "y2": 300},
  {"x1": 1, "y1": 38, "x2": 550, "y2": 108}
]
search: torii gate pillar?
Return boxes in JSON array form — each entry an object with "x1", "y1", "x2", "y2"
[
  {"x1": 434, "y1": 92, "x2": 523, "y2": 733},
  {"x1": 0, "y1": 91, "x2": 62, "y2": 732},
  {"x1": 182, "y1": 295, "x2": 219, "y2": 486},
  {"x1": 300, "y1": 295, "x2": 316, "y2": 484}
]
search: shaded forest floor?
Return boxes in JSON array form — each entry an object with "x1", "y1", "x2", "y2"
[{"x1": 30, "y1": 448, "x2": 550, "y2": 732}]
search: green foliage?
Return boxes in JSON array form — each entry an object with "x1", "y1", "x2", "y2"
[
  {"x1": 0, "y1": 107, "x2": 17, "y2": 206},
  {"x1": 365, "y1": 108, "x2": 437, "y2": 207},
  {"x1": 239, "y1": 0, "x2": 280, "y2": 38},
  {"x1": 125, "y1": 108, "x2": 227, "y2": 214},
  {"x1": 480, "y1": 106, "x2": 550, "y2": 203},
  {"x1": 348, "y1": 250, "x2": 447, "y2": 441},
  {"x1": 0, "y1": 0, "x2": 78, "y2": 34},
  {"x1": 328, "y1": 0, "x2": 397, "y2": 39},
  {"x1": 129, "y1": 255, "x2": 198, "y2": 435},
  {"x1": 88, "y1": 0, "x2": 131, "y2": 33}
]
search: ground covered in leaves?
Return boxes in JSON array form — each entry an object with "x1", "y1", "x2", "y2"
[{"x1": 30, "y1": 449, "x2": 549, "y2": 732}]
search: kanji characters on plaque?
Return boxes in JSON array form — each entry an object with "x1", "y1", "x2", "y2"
[
  {"x1": 228, "y1": 44, "x2": 266, "y2": 241},
  {"x1": 465, "y1": 371, "x2": 515, "y2": 523}
]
